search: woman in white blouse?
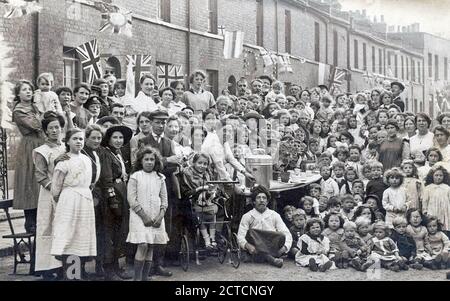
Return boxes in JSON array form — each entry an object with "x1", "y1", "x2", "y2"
[{"x1": 409, "y1": 113, "x2": 434, "y2": 164}]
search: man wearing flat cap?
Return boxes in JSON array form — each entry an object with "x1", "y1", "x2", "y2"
[
  {"x1": 391, "y1": 81, "x2": 405, "y2": 112},
  {"x1": 138, "y1": 109, "x2": 183, "y2": 277}
]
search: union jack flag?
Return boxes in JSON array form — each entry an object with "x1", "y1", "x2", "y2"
[
  {"x1": 329, "y1": 66, "x2": 348, "y2": 95},
  {"x1": 76, "y1": 39, "x2": 102, "y2": 84},
  {"x1": 126, "y1": 55, "x2": 152, "y2": 96},
  {"x1": 156, "y1": 63, "x2": 184, "y2": 90}
]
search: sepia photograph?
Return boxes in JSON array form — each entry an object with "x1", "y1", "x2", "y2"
[{"x1": 0, "y1": 0, "x2": 449, "y2": 289}]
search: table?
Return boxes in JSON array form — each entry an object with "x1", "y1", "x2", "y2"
[
  {"x1": 269, "y1": 174, "x2": 322, "y2": 192},
  {"x1": 269, "y1": 173, "x2": 322, "y2": 211}
]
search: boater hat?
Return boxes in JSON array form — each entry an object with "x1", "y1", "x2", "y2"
[
  {"x1": 390, "y1": 81, "x2": 405, "y2": 91},
  {"x1": 101, "y1": 125, "x2": 133, "y2": 147},
  {"x1": 243, "y1": 110, "x2": 263, "y2": 121}
]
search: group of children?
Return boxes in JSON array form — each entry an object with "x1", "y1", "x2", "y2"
[{"x1": 282, "y1": 159, "x2": 450, "y2": 272}]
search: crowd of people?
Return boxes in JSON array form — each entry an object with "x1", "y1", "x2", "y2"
[{"x1": 9, "y1": 68, "x2": 450, "y2": 281}]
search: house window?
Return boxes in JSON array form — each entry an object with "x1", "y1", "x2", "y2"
[
  {"x1": 428, "y1": 53, "x2": 432, "y2": 78},
  {"x1": 256, "y1": 0, "x2": 264, "y2": 46},
  {"x1": 371, "y1": 46, "x2": 375, "y2": 72},
  {"x1": 314, "y1": 22, "x2": 320, "y2": 62},
  {"x1": 435, "y1": 54, "x2": 439, "y2": 80},
  {"x1": 159, "y1": 0, "x2": 171, "y2": 23},
  {"x1": 353, "y1": 40, "x2": 358, "y2": 69},
  {"x1": 362, "y1": 43, "x2": 367, "y2": 71},
  {"x1": 333, "y1": 30, "x2": 338, "y2": 66},
  {"x1": 418, "y1": 61, "x2": 421, "y2": 83},
  {"x1": 401, "y1": 56, "x2": 404, "y2": 79},
  {"x1": 394, "y1": 54, "x2": 398, "y2": 78},
  {"x1": 208, "y1": 0, "x2": 218, "y2": 34},
  {"x1": 387, "y1": 51, "x2": 391, "y2": 71},
  {"x1": 406, "y1": 57, "x2": 409, "y2": 80},
  {"x1": 63, "y1": 47, "x2": 83, "y2": 89},
  {"x1": 445, "y1": 57, "x2": 448, "y2": 80},
  {"x1": 378, "y1": 49, "x2": 382, "y2": 74},
  {"x1": 411, "y1": 59, "x2": 415, "y2": 82},
  {"x1": 285, "y1": 10, "x2": 291, "y2": 53},
  {"x1": 206, "y1": 69, "x2": 219, "y2": 98}
]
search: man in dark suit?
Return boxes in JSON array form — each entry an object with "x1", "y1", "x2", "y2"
[
  {"x1": 138, "y1": 109, "x2": 183, "y2": 277},
  {"x1": 391, "y1": 81, "x2": 405, "y2": 112}
]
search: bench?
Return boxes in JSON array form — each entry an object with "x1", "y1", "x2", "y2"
[{"x1": 0, "y1": 199, "x2": 35, "y2": 275}]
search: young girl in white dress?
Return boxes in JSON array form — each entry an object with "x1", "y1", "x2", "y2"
[
  {"x1": 400, "y1": 160, "x2": 423, "y2": 211},
  {"x1": 51, "y1": 128, "x2": 96, "y2": 280},
  {"x1": 382, "y1": 167, "x2": 407, "y2": 228},
  {"x1": 422, "y1": 165, "x2": 450, "y2": 234},
  {"x1": 127, "y1": 147, "x2": 169, "y2": 281}
]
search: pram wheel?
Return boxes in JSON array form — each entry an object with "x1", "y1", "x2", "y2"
[
  {"x1": 230, "y1": 232, "x2": 241, "y2": 269},
  {"x1": 180, "y1": 234, "x2": 189, "y2": 271},
  {"x1": 217, "y1": 234, "x2": 228, "y2": 264}
]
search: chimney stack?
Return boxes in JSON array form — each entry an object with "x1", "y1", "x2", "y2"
[
  {"x1": 374, "y1": 16, "x2": 377, "y2": 23},
  {"x1": 380, "y1": 15, "x2": 384, "y2": 23},
  {"x1": 397, "y1": 25, "x2": 401, "y2": 32},
  {"x1": 362, "y1": 9, "x2": 366, "y2": 17}
]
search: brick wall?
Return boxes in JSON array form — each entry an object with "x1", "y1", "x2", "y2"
[
  {"x1": 0, "y1": 0, "x2": 432, "y2": 103},
  {"x1": 0, "y1": 15, "x2": 35, "y2": 82}
]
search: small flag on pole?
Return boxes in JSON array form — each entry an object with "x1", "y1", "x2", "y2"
[
  {"x1": 125, "y1": 58, "x2": 135, "y2": 99},
  {"x1": 223, "y1": 30, "x2": 244, "y2": 59},
  {"x1": 318, "y1": 63, "x2": 327, "y2": 86},
  {"x1": 76, "y1": 39, "x2": 102, "y2": 84},
  {"x1": 126, "y1": 54, "x2": 152, "y2": 96}
]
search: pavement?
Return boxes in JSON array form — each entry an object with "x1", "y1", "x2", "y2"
[{"x1": 0, "y1": 250, "x2": 448, "y2": 281}]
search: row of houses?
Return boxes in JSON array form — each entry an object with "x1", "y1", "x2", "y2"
[{"x1": 1, "y1": 0, "x2": 450, "y2": 117}]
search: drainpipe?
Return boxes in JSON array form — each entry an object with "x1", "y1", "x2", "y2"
[
  {"x1": 186, "y1": 0, "x2": 191, "y2": 85},
  {"x1": 275, "y1": 0, "x2": 279, "y2": 78},
  {"x1": 347, "y1": 18, "x2": 351, "y2": 93},
  {"x1": 325, "y1": 20, "x2": 329, "y2": 65},
  {"x1": 33, "y1": 5, "x2": 40, "y2": 85},
  {"x1": 423, "y1": 55, "x2": 426, "y2": 116}
]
